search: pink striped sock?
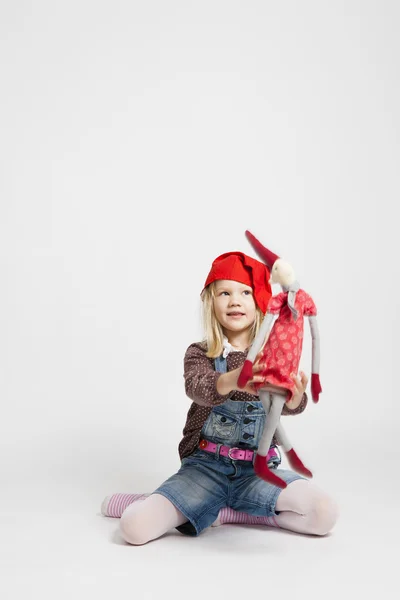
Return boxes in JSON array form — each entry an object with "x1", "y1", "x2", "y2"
[
  {"x1": 101, "y1": 493, "x2": 149, "y2": 518},
  {"x1": 218, "y1": 507, "x2": 280, "y2": 527}
]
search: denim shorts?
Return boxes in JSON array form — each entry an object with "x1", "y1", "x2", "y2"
[{"x1": 153, "y1": 447, "x2": 304, "y2": 536}]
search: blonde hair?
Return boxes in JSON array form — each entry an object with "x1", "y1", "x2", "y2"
[{"x1": 200, "y1": 281, "x2": 264, "y2": 358}]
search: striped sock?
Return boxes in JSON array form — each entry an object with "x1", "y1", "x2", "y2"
[
  {"x1": 101, "y1": 493, "x2": 149, "y2": 518},
  {"x1": 217, "y1": 507, "x2": 280, "y2": 527}
]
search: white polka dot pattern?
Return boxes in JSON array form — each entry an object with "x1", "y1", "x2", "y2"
[{"x1": 253, "y1": 290, "x2": 317, "y2": 399}]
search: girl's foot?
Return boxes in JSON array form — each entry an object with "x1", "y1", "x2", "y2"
[{"x1": 101, "y1": 493, "x2": 149, "y2": 517}]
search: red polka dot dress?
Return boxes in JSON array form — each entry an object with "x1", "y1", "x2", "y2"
[{"x1": 256, "y1": 289, "x2": 317, "y2": 400}]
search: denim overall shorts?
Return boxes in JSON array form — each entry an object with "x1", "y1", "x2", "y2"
[{"x1": 153, "y1": 354, "x2": 304, "y2": 536}]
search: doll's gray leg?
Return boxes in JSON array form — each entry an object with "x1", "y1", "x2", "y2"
[
  {"x1": 259, "y1": 389, "x2": 271, "y2": 413},
  {"x1": 275, "y1": 408, "x2": 313, "y2": 478},
  {"x1": 274, "y1": 422, "x2": 292, "y2": 453},
  {"x1": 258, "y1": 391, "x2": 285, "y2": 456}
]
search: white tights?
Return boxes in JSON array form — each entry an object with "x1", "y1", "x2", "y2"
[
  {"x1": 119, "y1": 479, "x2": 339, "y2": 545},
  {"x1": 272, "y1": 479, "x2": 339, "y2": 535}
]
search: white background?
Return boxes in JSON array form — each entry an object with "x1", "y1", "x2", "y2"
[{"x1": 1, "y1": 1, "x2": 399, "y2": 598}]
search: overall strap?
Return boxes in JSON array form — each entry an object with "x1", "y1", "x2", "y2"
[{"x1": 214, "y1": 355, "x2": 227, "y2": 373}]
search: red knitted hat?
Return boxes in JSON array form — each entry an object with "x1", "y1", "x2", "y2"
[{"x1": 202, "y1": 251, "x2": 272, "y2": 313}]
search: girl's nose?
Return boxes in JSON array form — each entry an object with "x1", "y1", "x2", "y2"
[{"x1": 229, "y1": 295, "x2": 242, "y2": 306}]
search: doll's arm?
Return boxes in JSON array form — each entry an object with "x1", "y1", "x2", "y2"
[
  {"x1": 308, "y1": 316, "x2": 322, "y2": 402},
  {"x1": 237, "y1": 312, "x2": 275, "y2": 388}
]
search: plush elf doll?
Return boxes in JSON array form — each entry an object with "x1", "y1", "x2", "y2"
[{"x1": 238, "y1": 230, "x2": 322, "y2": 489}]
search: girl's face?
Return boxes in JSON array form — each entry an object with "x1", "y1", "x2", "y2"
[{"x1": 213, "y1": 279, "x2": 256, "y2": 336}]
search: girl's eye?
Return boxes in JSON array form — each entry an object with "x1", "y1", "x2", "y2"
[
  {"x1": 243, "y1": 290, "x2": 252, "y2": 295},
  {"x1": 220, "y1": 291, "x2": 229, "y2": 296}
]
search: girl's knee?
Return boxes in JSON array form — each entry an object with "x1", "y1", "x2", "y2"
[
  {"x1": 311, "y1": 495, "x2": 339, "y2": 536},
  {"x1": 280, "y1": 479, "x2": 339, "y2": 536},
  {"x1": 119, "y1": 512, "x2": 151, "y2": 546}
]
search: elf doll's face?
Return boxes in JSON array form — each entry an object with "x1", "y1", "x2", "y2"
[
  {"x1": 213, "y1": 279, "x2": 256, "y2": 335},
  {"x1": 270, "y1": 259, "x2": 295, "y2": 287}
]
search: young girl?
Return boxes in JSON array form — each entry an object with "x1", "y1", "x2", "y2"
[{"x1": 101, "y1": 251, "x2": 338, "y2": 544}]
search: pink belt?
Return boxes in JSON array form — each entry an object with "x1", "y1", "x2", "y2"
[{"x1": 199, "y1": 439, "x2": 278, "y2": 462}]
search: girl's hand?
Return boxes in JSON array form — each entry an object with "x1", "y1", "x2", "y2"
[
  {"x1": 218, "y1": 352, "x2": 265, "y2": 396},
  {"x1": 286, "y1": 371, "x2": 309, "y2": 409},
  {"x1": 248, "y1": 351, "x2": 266, "y2": 389},
  {"x1": 236, "y1": 352, "x2": 265, "y2": 396}
]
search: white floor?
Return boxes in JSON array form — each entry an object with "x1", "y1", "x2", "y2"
[{"x1": 1, "y1": 451, "x2": 398, "y2": 600}]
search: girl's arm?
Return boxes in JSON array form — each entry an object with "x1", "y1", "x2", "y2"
[{"x1": 184, "y1": 344, "x2": 258, "y2": 407}]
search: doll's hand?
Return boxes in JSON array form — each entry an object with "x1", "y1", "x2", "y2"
[
  {"x1": 231, "y1": 352, "x2": 263, "y2": 394},
  {"x1": 238, "y1": 351, "x2": 265, "y2": 389},
  {"x1": 237, "y1": 360, "x2": 253, "y2": 388},
  {"x1": 249, "y1": 353, "x2": 266, "y2": 386},
  {"x1": 238, "y1": 352, "x2": 267, "y2": 393},
  {"x1": 218, "y1": 366, "x2": 258, "y2": 396},
  {"x1": 311, "y1": 373, "x2": 322, "y2": 403},
  {"x1": 286, "y1": 371, "x2": 308, "y2": 410}
]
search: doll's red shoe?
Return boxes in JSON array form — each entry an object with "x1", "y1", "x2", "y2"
[
  {"x1": 254, "y1": 454, "x2": 287, "y2": 488},
  {"x1": 285, "y1": 449, "x2": 313, "y2": 478}
]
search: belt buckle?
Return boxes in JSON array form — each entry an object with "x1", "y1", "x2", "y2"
[{"x1": 227, "y1": 447, "x2": 241, "y2": 460}]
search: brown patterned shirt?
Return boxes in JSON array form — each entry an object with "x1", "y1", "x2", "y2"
[{"x1": 178, "y1": 342, "x2": 308, "y2": 460}]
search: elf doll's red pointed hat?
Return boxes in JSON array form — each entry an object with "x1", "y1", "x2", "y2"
[{"x1": 245, "y1": 230, "x2": 280, "y2": 270}]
